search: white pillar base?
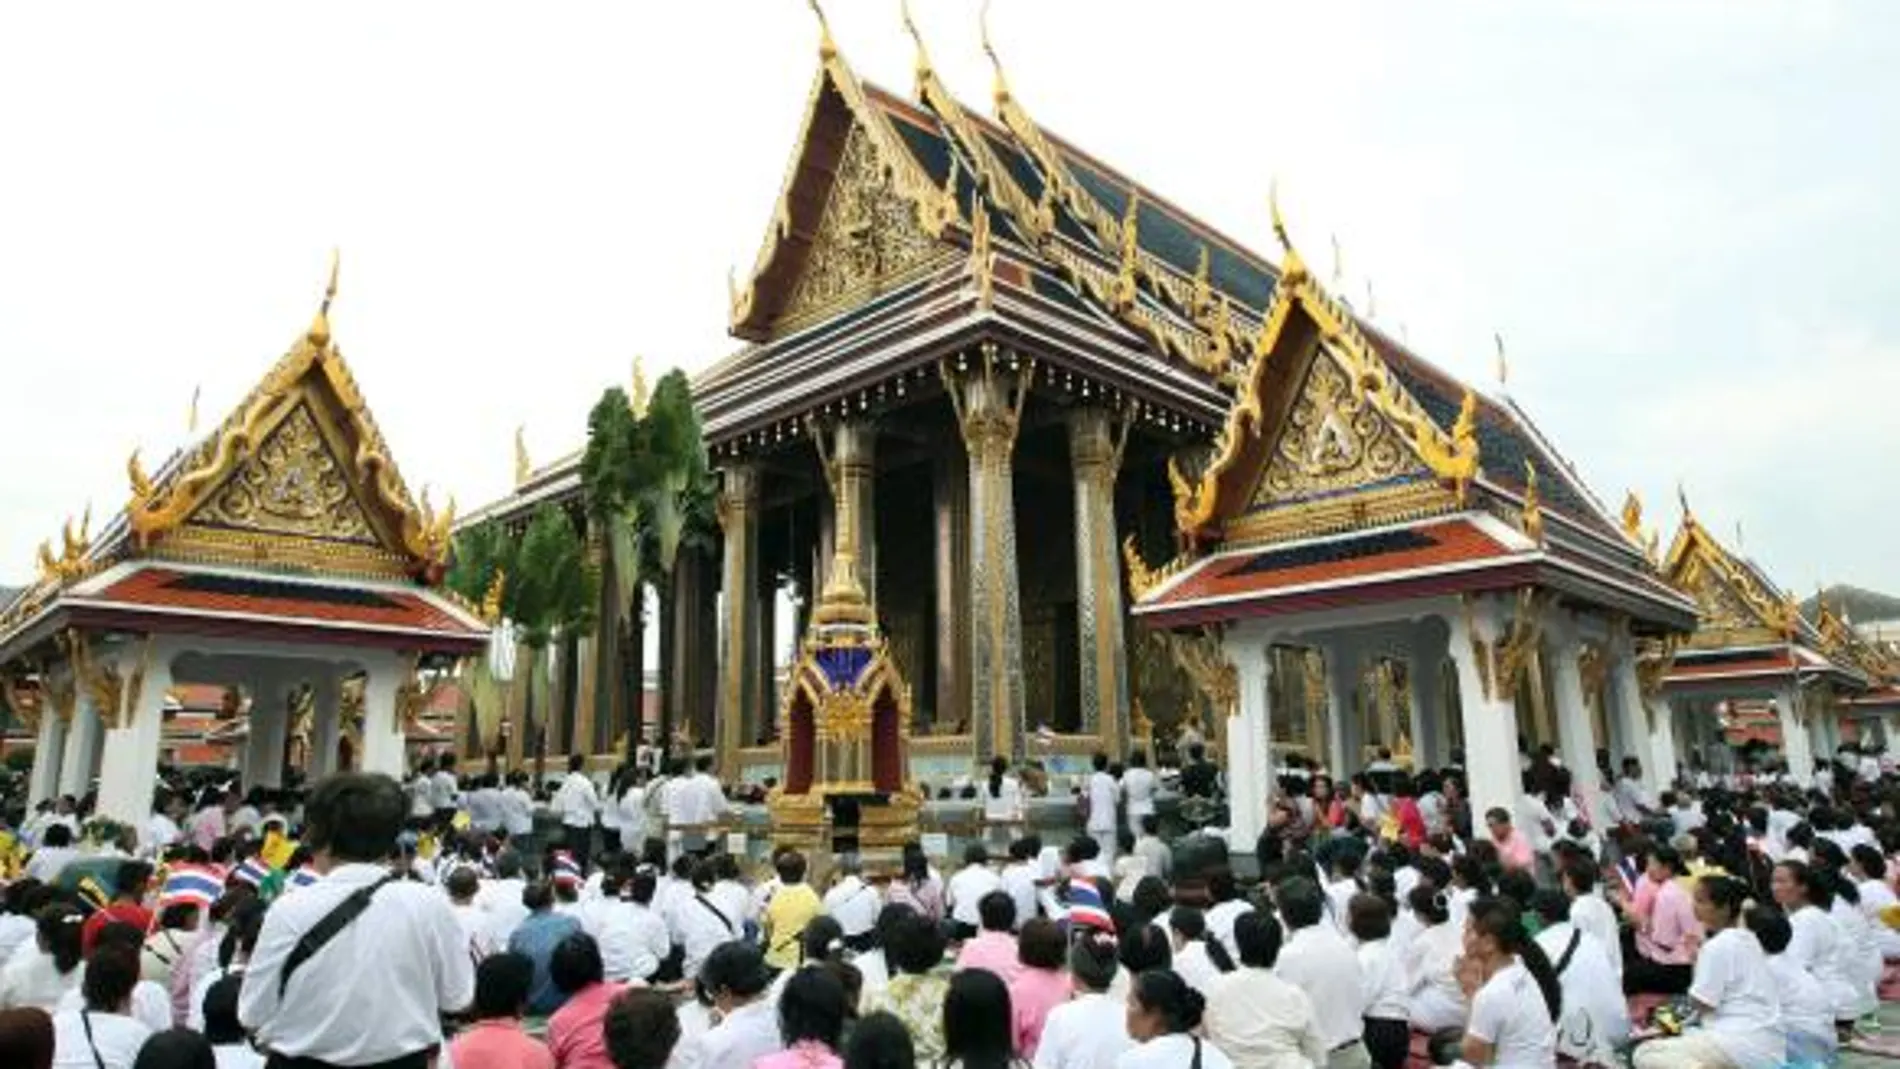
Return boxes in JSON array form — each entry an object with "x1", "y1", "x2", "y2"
[
  {"x1": 1547, "y1": 623, "x2": 1604, "y2": 819},
  {"x1": 1650, "y1": 697, "x2": 1680, "y2": 789},
  {"x1": 28, "y1": 711, "x2": 67, "y2": 809},
  {"x1": 58, "y1": 703, "x2": 101, "y2": 799},
  {"x1": 1223, "y1": 636, "x2": 1273, "y2": 853},
  {"x1": 310, "y1": 674, "x2": 341, "y2": 781},
  {"x1": 1448, "y1": 599, "x2": 1522, "y2": 822},
  {"x1": 96, "y1": 647, "x2": 173, "y2": 828},
  {"x1": 1777, "y1": 689, "x2": 1814, "y2": 785},
  {"x1": 359, "y1": 657, "x2": 407, "y2": 778}
]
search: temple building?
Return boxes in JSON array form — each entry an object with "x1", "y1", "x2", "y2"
[
  {"x1": 1654, "y1": 503, "x2": 1900, "y2": 779},
  {"x1": 0, "y1": 267, "x2": 489, "y2": 824}
]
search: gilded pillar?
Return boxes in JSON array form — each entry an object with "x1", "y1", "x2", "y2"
[
  {"x1": 944, "y1": 346, "x2": 1033, "y2": 762},
  {"x1": 715, "y1": 464, "x2": 761, "y2": 780},
  {"x1": 833, "y1": 422, "x2": 877, "y2": 608},
  {"x1": 1069, "y1": 409, "x2": 1129, "y2": 753},
  {"x1": 933, "y1": 451, "x2": 971, "y2": 733}
]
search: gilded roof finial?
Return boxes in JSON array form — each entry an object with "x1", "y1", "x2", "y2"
[
  {"x1": 187, "y1": 385, "x2": 201, "y2": 435},
  {"x1": 1620, "y1": 490, "x2": 1644, "y2": 542},
  {"x1": 1365, "y1": 278, "x2": 1378, "y2": 319},
  {"x1": 630, "y1": 356, "x2": 649, "y2": 417},
  {"x1": 514, "y1": 426, "x2": 531, "y2": 487},
  {"x1": 307, "y1": 248, "x2": 340, "y2": 348},
  {"x1": 1677, "y1": 480, "x2": 1693, "y2": 524},
  {"x1": 1493, "y1": 332, "x2": 1508, "y2": 389},
  {"x1": 1330, "y1": 233, "x2": 1344, "y2": 290},
  {"x1": 1734, "y1": 519, "x2": 1745, "y2": 552},
  {"x1": 806, "y1": 0, "x2": 837, "y2": 60},
  {"x1": 900, "y1": 0, "x2": 933, "y2": 93},
  {"x1": 1269, "y1": 178, "x2": 1304, "y2": 279},
  {"x1": 979, "y1": 0, "x2": 1012, "y2": 108}
]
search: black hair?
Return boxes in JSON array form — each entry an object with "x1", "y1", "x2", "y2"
[
  {"x1": 522, "y1": 880, "x2": 554, "y2": 912},
  {"x1": 130, "y1": 1029, "x2": 216, "y2": 1069},
  {"x1": 1851, "y1": 843, "x2": 1888, "y2": 882},
  {"x1": 779, "y1": 965, "x2": 849, "y2": 1050},
  {"x1": 1559, "y1": 858, "x2": 1598, "y2": 894},
  {"x1": 92, "y1": 921, "x2": 145, "y2": 955},
  {"x1": 1347, "y1": 893, "x2": 1392, "y2": 942},
  {"x1": 1017, "y1": 918, "x2": 1065, "y2": 971},
  {"x1": 473, "y1": 951, "x2": 536, "y2": 1019},
  {"x1": 201, "y1": 973, "x2": 247, "y2": 1044},
  {"x1": 82, "y1": 943, "x2": 139, "y2": 1012},
  {"x1": 977, "y1": 890, "x2": 1015, "y2": 933},
  {"x1": 1130, "y1": 969, "x2": 1206, "y2": 1033},
  {"x1": 942, "y1": 969, "x2": 1014, "y2": 1069},
  {"x1": 1451, "y1": 854, "x2": 1492, "y2": 896},
  {"x1": 1131, "y1": 877, "x2": 1173, "y2": 927},
  {"x1": 1068, "y1": 928, "x2": 1121, "y2": 992},
  {"x1": 303, "y1": 773, "x2": 405, "y2": 863},
  {"x1": 1776, "y1": 859, "x2": 1835, "y2": 910},
  {"x1": 884, "y1": 913, "x2": 948, "y2": 976},
  {"x1": 219, "y1": 899, "x2": 265, "y2": 971},
  {"x1": 1465, "y1": 897, "x2": 1561, "y2": 1021},
  {"x1": 1744, "y1": 906, "x2": 1794, "y2": 955},
  {"x1": 901, "y1": 842, "x2": 930, "y2": 886},
  {"x1": 41, "y1": 825, "x2": 73, "y2": 848},
  {"x1": 1206, "y1": 868, "x2": 1238, "y2": 904},
  {"x1": 1529, "y1": 888, "x2": 1570, "y2": 927},
  {"x1": 1496, "y1": 869, "x2": 1537, "y2": 911},
  {"x1": 445, "y1": 867, "x2": 480, "y2": 900},
  {"x1": 1277, "y1": 876, "x2": 1324, "y2": 929},
  {"x1": 1233, "y1": 910, "x2": 1285, "y2": 970},
  {"x1": 604, "y1": 987, "x2": 683, "y2": 1069},
  {"x1": 700, "y1": 942, "x2": 773, "y2": 999},
  {"x1": 803, "y1": 916, "x2": 846, "y2": 964},
  {"x1": 1118, "y1": 919, "x2": 1173, "y2": 976},
  {"x1": 1698, "y1": 874, "x2": 1750, "y2": 926},
  {"x1": 1168, "y1": 906, "x2": 1235, "y2": 971},
  {"x1": 38, "y1": 903, "x2": 84, "y2": 974},
  {"x1": 550, "y1": 932, "x2": 605, "y2": 994},
  {"x1": 776, "y1": 851, "x2": 809, "y2": 884},
  {"x1": 872, "y1": 902, "x2": 916, "y2": 950},
  {"x1": 844, "y1": 1012, "x2": 917, "y2": 1069}
]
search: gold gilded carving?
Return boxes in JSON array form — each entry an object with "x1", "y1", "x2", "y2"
[
  {"x1": 778, "y1": 123, "x2": 942, "y2": 330},
  {"x1": 191, "y1": 405, "x2": 377, "y2": 544},
  {"x1": 2, "y1": 672, "x2": 42, "y2": 733},
  {"x1": 1159, "y1": 627, "x2": 1239, "y2": 725},
  {"x1": 1112, "y1": 190, "x2": 1140, "y2": 312},
  {"x1": 1255, "y1": 351, "x2": 1421, "y2": 506},
  {"x1": 1520, "y1": 461, "x2": 1545, "y2": 546},
  {"x1": 63, "y1": 630, "x2": 154, "y2": 731}
]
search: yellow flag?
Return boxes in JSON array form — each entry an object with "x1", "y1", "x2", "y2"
[
  {"x1": 259, "y1": 830, "x2": 297, "y2": 871},
  {"x1": 452, "y1": 811, "x2": 471, "y2": 831},
  {"x1": 417, "y1": 832, "x2": 439, "y2": 861}
]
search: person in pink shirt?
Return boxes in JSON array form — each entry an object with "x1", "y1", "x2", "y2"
[
  {"x1": 1614, "y1": 845, "x2": 1698, "y2": 994},
  {"x1": 447, "y1": 952, "x2": 554, "y2": 1069},
  {"x1": 1484, "y1": 807, "x2": 1535, "y2": 873},
  {"x1": 953, "y1": 891, "x2": 1022, "y2": 983},
  {"x1": 546, "y1": 934, "x2": 629, "y2": 1069},
  {"x1": 1008, "y1": 919, "x2": 1072, "y2": 1057},
  {"x1": 756, "y1": 967, "x2": 849, "y2": 1069}
]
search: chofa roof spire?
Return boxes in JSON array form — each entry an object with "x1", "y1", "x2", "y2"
[
  {"x1": 805, "y1": 0, "x2": 837, "y2": 61},
  {"x1": 980, "y1": 0, "x2": 1012, "y2": 109},
  {"x1": 307, "y1": 248, "x2": 340, "y2": 349}
]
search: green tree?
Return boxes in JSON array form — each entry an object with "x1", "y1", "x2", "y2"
[
  {"x1": 446, "y1": 519, "x2": 517, "y2": 764},
  {"x1": 581, "y1": 387, "x2": 655, "y2": 756},
  {"x1": 642, "y1": 370, "x2": 717, "y2": 751},
  {"x1": 511, "y1": 502, "x2": 598, "y2": 772}
]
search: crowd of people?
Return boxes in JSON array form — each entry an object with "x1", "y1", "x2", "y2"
[{"x1": 0, "y1": 737, "x2": 1898, "y2": 1069}]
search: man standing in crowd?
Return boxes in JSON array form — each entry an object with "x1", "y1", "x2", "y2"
[
  {"x1": 239, "y1": 772, "x2": 474, "y2": 1068},
  {"x1": 553, "y1": 755, "x2": 601, "y2": 871}
]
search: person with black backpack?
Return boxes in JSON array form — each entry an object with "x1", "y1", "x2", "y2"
[{"x1": 238, "y1": 772, "x2": 474, "y2": 1068}]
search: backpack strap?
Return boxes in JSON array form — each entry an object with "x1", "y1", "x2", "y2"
[
  {"x1": 1553, "y1": 928, "x2": 1583, "y2": 977},
  {"x1": 279, "y1": 875, "x2": 398, "y2": 997}
]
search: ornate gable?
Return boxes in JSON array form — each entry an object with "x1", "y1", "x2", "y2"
[
  {"x1": 122, "y1": 274, "x2": 454, "y2": 583},
  {"x1": 1662, "y1": 519, "x2": 1799, "y2": 648}
]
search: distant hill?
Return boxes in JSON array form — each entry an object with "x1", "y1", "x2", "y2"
[{"x1": 1801, "y1": 583, "x2": 1900, "y2": 624}]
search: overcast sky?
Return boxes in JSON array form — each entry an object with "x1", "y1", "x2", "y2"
[{"x1": 1, "y1": 2, "x2": 1894, "y2": 600}]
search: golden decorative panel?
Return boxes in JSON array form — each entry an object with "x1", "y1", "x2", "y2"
[
  {"x1": 1252, "y1": 349, "x2": 1423, "y2": 507},
  {"x1": 1680, "y1": 557, "x2": 1765, "y2": 633},
  {"x1": 189, "y1": 404, "x2": 378, "y2": 545},
  {"x1": 776, "y1": 122, "x2": 942, "y2": 331}
]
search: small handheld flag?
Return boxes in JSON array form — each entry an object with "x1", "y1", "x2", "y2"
[
  {"x1": 259, "y1": 830, "x2": 297, "y2": 871},
  {"x1": 550, "y1": 851, "x2": 583, "y2": 888},
  {"x1": 1064, "y1": 878, "x2": 1115, "y2": 932},
  {"x1": 285, "y1": 867, "x2": 321, "y2": 894},
  {"x1": 159, "y1": 864, "x2": 223, "y2": 910},
  {"x1": 231, "y1": 858, "x2": 270, "y2": 888}
]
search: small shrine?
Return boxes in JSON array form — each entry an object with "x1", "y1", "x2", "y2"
[{"x1": 766, "y1": 435, "x2": 920, "y2": 863}]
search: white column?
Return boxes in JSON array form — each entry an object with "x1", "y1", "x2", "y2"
[
  {"x1": 96, "y1": 643, "x2": 174, "y2": 827},
  {"x1": 1883, "y1": 712, "x2": 1900, "y2": 761},
  {"x1": 1608, "y1": 635, "x2": 1655, "y2": 790},
  {"x1": 28, "y1": 706, "x2": 68, "y2": 808},
  {"x1": 1324, "y1": 641, "x2": 1361, "y2": 777},
  {"x1": 1545, "y1": 618, "x2": 1604, "y2": 819},
  {"x1": 359, "y1": 655, "x2": 407, "y2": 778},
  {"x1": 245, "y1": 676, "x2": 283, "y2": 789},
  {"x1": 1446, "y1": 597, "x2": 1522, "y2": 822},
  {"x1": 1407, "y1": 631, "x2": 1443, "y2": 768},
  {"x1": 1650, "y1": 696, "x2": 1680, "y2": 789},
  {"x1": 1224, "y1": 636, "x2": 1272, "y2": 853},
  {"x1": 310, "y1": 673, "x2": 341, "y2": 781},
  {"x1": 58, "y1": 699, "x2": 101, "y2": 799},
  {"x1": 1776, "y1": 687, "x2": 1814, "y2": 784}
]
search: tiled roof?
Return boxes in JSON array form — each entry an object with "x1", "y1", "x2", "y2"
[
  {"x1": 1138, "y1": 516, "x2": 1524, "y2": 623},
  {"x1": 88, "y1": 566, "x2": 485, "y2": 640},
  {"x1": 1666, "y1": 649, "x2": 1799, "y2": 682}
]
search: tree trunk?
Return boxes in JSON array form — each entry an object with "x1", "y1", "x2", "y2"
[
  {"x1": 528, "y1": 645, "x2": 546, "y2": 784},
  {"x1": 595, "y1": 541, "x2": 621, "y2": 755},
  {"x1": 657, "y1": 576, "x2": 677, "y2": 761},
  {"x1": 625, "y1": 587, "x2": 646, "y2": 761}
]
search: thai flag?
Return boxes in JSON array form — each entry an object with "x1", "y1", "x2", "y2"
[
  {"x1": 1616, "y1": 855, "x2": 1641, "y2": 896},
  {"x1": 159, "y1": 865, "x2": 223, "y2": 910},
  {"x1": 285, "y1": 867, "x2": 321, "y2": 893},
  {"x1": 550, "y1": 851, "x2": 583, "y2": 887},
  {"x1": 231, "y1": 858, "x2": 270, "y2": 888},
  {"x1": 1065, "y1": 878, "x2": 1115, "y2": 932}
]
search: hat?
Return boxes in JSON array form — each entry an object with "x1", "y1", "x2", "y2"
[{"x1": 699, "y1": 941, "x2": 774, "y2": 997}]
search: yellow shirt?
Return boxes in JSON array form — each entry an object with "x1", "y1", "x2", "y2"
[{"x1": 764, "y1": 883, "x2": 823, "y2": 969}]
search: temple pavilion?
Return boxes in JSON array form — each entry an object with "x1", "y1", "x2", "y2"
[
  {"x1": 1657, "y1": 505, "x2": 1899, "y2": 779},
  {"x1": 0, "y1": 267, "x2": 489, "y2": 825}
]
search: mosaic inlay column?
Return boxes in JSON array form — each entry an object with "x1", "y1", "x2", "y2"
[
  {"x1": 715, "y1": 463, "x2": 761, "y2": 780},
  {"x1": 1069, "y1": 408, "x2": 1129, "y2": 753},
  {"x1": 933, "y1": 451, "x2": 971, "y2": 733},
  {"x1": 833, "y1": 421, "x2": 877, "y2": 609},
  {"x1": 945, "y1": 345, "x2": 1033, "y2": 762}
]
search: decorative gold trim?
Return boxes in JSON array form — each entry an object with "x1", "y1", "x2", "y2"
[
  {"x1": 1661, "y1": 508, "x2": 1802, "y2": 639},
  {"x1": 1520, "y1": 461, "x2": 1545, "y2": 545},
  {"x1": 1221, "y1": 478, "x2": 1458, "y2": 548},
  {"x1": 2, "y1": 671, "x2": 43, "y2": 733}
]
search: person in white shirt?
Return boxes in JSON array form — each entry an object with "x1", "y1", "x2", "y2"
[
  {"x1": 1272, "y1": 878, "x2": 1368, "y2": 1068},
  {"x1": 1204, "y1": 909, "x2": 1327, "y2": 1069},
  {"x1": 142, "y1": 792, "x2": 186, "y2": 858},
  {"x1": 475, "y1": 850, "x2": 532, "y2": 947},
  {"x1": 24, "y1": 824, "x2": 79, "y2": 884},
  {"x1": 616, "y1": 866, "x2": 672, "y2": 983},
  {"x1": 68, "y1": 921, "x2": 178, "y2": 1035},
  {"x1": 1166, "y1": 906, "x2": 1233, "y2": 997},
  {"x1": 999, "y1": 838, "x2": 1043, "y2": 932},
  {"x1": 50, "y1": 944, "x2": 151, "y2": 1069},
  {"x1": 666, "y1": 757, "x2": 730, "y2": 859},
  {"x1": 945, "y1": 843, "x2": 1005, "y2": 940},
  {"x1": 1633, "y1": 876, "x2": 1783, "y2": 1069},
  {"x1": 674, "y1": 942, "x2": 783, "y2": 1069},
  {"x1": 616, "y1": 769, "x2": 650, "y2": 853},
  {"x1": 238, "y1": 772, "x2": 475, "y2": 1065},
  {"x1": 1120, "y1": 968, "x2": 1235, "y2": 1069},
  {"x1": 1035, "y1": 928, "x2": 1133, "y2": 1069},
  {"x1": 552, "y1": 755, "x2": 601, "y2": 870},
  {"x1": 1746, "y1": 905, "x2": 1836, "y2": 1065},
  {"x1": 1203, "y1": 871, "x2": 1256, "y2": 965},
  {"x1": 1556, "y1": 858, "x2": 1622, "y2": 979},
  {"x1": 430, "y1": 755, "x2": 462, "y2": 825},
  {"x1": 822, "y1": 853, "x2": 882, "y2": 949},
  {"x1": 499, "y1": 772, "x2": 537, "y2": 846},
  {"x1": 1527, "y1": 890, "x2": 1628, "y2": 1066},
  {"x1": 1457, "y1": 896, "x2": 1559, "y2": 1069},
  {"x1": 446, "y1": 866, "x2": 501, "y2": 963},
  {"x1": 1848, "y1": 843, "x2": 1900, "y2": 961},
  {"x1": 1774, "y1": 857, "x2": 1876, "y2": 1024},
  {"x1": 675, "y1": 864, "x2": 743, "y2": 982},
  {"x1": 1346, "y1": 895, "x2": 1409, "y2": 1069},
  {"x1": 1085, "y1": 754, "x2": 1120, "y2": 865},
  {"x1": 1121, "y1": 751, "x2": 1158, "y2": 838},
  {"x1": 463, "y1": 775, "x2": 502, "y2": 834},
  {"x1": 981, "y1": 757, "x2": 1026, "y2": 849},
  {"x1": 0, "y1": 902, "x2": 84, "y2": 1011}
]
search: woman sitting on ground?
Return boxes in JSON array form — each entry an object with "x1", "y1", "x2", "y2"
[{"x1": 1631, "y1": 876, "x2": 1782, "y2": 1069}]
